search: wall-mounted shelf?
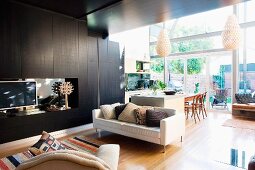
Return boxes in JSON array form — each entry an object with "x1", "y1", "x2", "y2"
[
  {"x1": 136, "y1": 60, "x2": 151, "y2": 63},
  {"x1": 127, "y1": 72, "x2": 151, "y2": 74}
]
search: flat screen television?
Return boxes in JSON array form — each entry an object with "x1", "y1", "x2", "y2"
[{"x1": 0, "y1": 81, "x2": 37, "y2": 110}]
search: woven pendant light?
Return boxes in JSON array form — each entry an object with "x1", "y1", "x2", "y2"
[
  {"x1": 221, "y1": 14, "x2": 241, "y2": 50},
  {"x1": 156, "y1": 29, "x2": 171, "y2": 57}
]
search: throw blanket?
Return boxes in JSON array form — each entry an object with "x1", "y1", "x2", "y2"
[{"x1": 0, "y1": 136, "x2": 102, "y2": 170}]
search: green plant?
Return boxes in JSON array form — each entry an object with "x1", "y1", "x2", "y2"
[
  {"x1": 194, "y1": 83, "x2": 200, "y2": 94},
  {"x1": 158, "y1": 81, "x2": 166, "y2": 90}
]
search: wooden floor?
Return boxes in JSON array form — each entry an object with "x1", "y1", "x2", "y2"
[
  {"x1": 2, "y1": 111, "x2": 255, "y2": 170},
  {"x1": 86, "y1": 111, "x2": 255, "y2": 170}
]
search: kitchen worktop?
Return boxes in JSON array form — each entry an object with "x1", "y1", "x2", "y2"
[{"x1": 131, "y1": 93, "x2": 186, "y2": 113}]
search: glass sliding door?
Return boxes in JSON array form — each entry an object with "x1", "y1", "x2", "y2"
[
  {"x1": 166, "y1": 58, "x2": 184, "y2": 92},
  {"x1": 209, "y1": 52, "x2": 232, "y2": 110},
  {"x1": 186, "y1": 57, "x2": 206, "y2": 94}
]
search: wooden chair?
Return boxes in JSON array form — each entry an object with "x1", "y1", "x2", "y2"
[
  {"x1": 202, "y1": 92, "x2": 207, "y2": 117},
  {"x1": 195, "y1": 92, "x2": 207, "y2": 119},
  {"x1": 185, "y1": 94, "x2": 201, "y2": 123}
]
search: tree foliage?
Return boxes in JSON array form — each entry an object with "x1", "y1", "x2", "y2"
[
  {"x1": 151, "y1": 25, "x2": 213, "y2": 74},
  {"x1": 151, "y1": 58, "x2": 164, "y2": 73}
]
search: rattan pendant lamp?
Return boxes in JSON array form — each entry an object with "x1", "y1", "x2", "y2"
[
  {"x1": 156, "y1": 29, "x2": 171, "y2": 57},
  {"x1": 221, "y1": 14, "x2": 241, "y2": 50}
]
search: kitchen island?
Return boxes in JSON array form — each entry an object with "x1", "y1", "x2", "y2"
[{"x1": 131, "y1": 93, "x2": 186, "y2": 113}]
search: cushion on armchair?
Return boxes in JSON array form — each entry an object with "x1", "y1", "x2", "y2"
[{"x1": 29, "y1": 131, "x2": 66, "y2": 156}]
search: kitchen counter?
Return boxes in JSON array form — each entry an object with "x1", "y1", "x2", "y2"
[{"x1": 131, "y1": 93, "x2": 186, "y2": 113}]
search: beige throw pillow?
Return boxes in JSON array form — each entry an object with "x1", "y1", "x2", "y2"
[
  {"x1": 118, "y1": 103, "x2": 140, "y2": 123},
  {"x1": 100, "y1": 103, "x2": 120, "y2": 119}
]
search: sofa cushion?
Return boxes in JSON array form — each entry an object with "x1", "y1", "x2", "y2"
[
  {"x1": 154, "y1": 107, "x2": 176, "y2": 117},
  {"x1": 134, "y1": 106, "x2": 154, "y2": 125},
  {"x1": 121, "y1": 122, "x2": 160, "y2": 138},
  {"x1": 100, "y1": 103, "x2": 120, "y2": 119},
  {"x1": 146, "y1": 110, "x2": 168, "y2": 127},
  {"x1": 235, "y1": 93, "x2": 255, "y2": 104},
  {"x1": 29, "y1": 131, "x2": 66, "y2": 156},
  {"x1": 115, "y1": 104, "x2": 127, "y2": 119},
  {"x1": 118, "y1": 103, "x2": 140, "y2": 123}
]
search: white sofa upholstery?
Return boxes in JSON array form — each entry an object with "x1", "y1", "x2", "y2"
[
  {"x1": 16, "y1": 144, "x2": 120, "y2": 170},
  {"x1": 92, "y1": 108, "x2": 185, "y2": 151}
]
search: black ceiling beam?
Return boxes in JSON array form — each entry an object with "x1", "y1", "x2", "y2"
[{"x1": 78, "y1": 0, "x2": 122, "y2": 19}]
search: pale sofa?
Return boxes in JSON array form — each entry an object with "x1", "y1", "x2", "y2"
[
  {"x1": 16, "y1": 144, "x2": 120, "y2": 170},
  {"x1": 92, "y1": 108, "x2": 185, "y2": 152}
]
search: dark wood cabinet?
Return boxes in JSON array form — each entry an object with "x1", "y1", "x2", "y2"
[
  {"x1": 53, "y1": 15, "x2": 78, "y2": 77},
  {"x1": 0, "y1": 1, "x2": 124, "y2": 144},
  {"x1": 87, "y1": 37, "x2": 99, "y2": 109},
  {"x1": 78, "y1": 22, "x2": 89, "y2": 112},
  {"x1": 18, "y1": 5, "x2": 53, "y2": 77},
  {"x1": 0, "y1": 2, "x2": 21, "y2": 78},
  {"x1": 99, "y1": 39, "x2": 125, "y2": 105}
]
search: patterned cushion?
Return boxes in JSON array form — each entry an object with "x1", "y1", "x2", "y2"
[
  {"x1": 235, "y1": 94, "x2": 255, "y2": 104},
  {"x1": 29, "y1": 131, "x2": 66, "y2": 156},
  {"x1": 135, "y1": 106, "x2": 154, "y2": 125},
  {"x1": 100, "y1": 103, "x2": 120, "y2": 119},
  {"x1": 115, "y1": 104, "x2": 127, "y2": 119},
  {"x1": 146, "y1": 110, "x2": 168, "y2": 127},
  {"x1": 154, "y1": 107, "x2": 176, "y2": 117},
  {"x1": 118, "y1": 103, "x2": 140, "y2": 123}
]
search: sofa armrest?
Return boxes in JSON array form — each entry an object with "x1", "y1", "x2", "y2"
[
  {"x1": 16, "y1": 150, "x2": 110, "y2": 170},
  {"x1": 160, "y1": 113, "x2": 185, "y2": 146},
  {"x1": 92, "y1": 109, "x2": 102, "y2": 122},
  {"x1": 96, "y1": 144, "x2": 120, "y2": 170}
]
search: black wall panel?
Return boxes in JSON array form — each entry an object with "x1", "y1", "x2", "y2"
[
  {"x1": 87, "y1": 37, "x2": 99, "y2": 111},
  {"x1": 0, "y1": 2, "x2": 21, "y2": 78},
  {"x1": 18, "y1": 5, "x2": 54, "y2": 77},
  {"x1": 99, "y1": 39, "x2": 125, "y2": 105},
  {"x1": 0, "y1": 1, "x2": 124, "y2": 143},
  {"x1": 53, "y1": 14, "x2": 78, "y2": 78}
]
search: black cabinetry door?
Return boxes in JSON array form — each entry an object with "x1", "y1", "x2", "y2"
[
  {"x1": 0, "y1": 2, "x2": 21, "y2": 78},
  {"x1": 19, "y1": 5, "x2": 53, "y2": 78},
  {"x1": 53, "y1": 15, "x2": 78, "y2": 77},
  {"x1": 78, "y1": 22, "x2": 89, "y2": 112},
  {"x1": 99, "y1": 39, "x2": 125, "y2": 105},
  {"x1": 87, "y1": 37, "x2": 99, "y2": 109}
]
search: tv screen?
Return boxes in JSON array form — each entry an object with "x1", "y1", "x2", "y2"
[{"x1": 0, "y1": 81, "x2": 37, "y2": 109}]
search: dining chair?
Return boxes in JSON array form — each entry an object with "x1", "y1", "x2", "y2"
[{"x1": 185, "y1": 94, "x2": 201, "y2": 123}]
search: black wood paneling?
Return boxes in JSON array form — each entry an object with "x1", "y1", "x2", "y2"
[
  {"x1": 99, "y1": 39, "x2": 125, "y2": 105},
  {"x1": 18, "y1": 5, "x2": 53, "y2": 77},
  {"x1": 87, "y1": 37, "x2": 99, "y2": 110},
  {"x1": 0, "y1": 1, "x2": 124, "y2": 144},
  {"x1": 78, "y1": 21, "x2": 90, "y2": 118},
  {"x1": 0, "y1": 2, "x2": 21, "y2": 78},
  {"x1": 53, "y1": 14, "x2": 79, "y2": 77}
]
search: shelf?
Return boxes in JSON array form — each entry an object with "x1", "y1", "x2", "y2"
[
  {"x1": 136, "y1": 60, "x2": 151, "y2": 63},
  {"x1": 127, "y1": 72, "x2": 151, "y2": 74}
]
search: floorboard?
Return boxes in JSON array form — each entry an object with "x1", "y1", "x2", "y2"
[{"x1": 1, "y1": 111, "x2": 255, "y2": 170}]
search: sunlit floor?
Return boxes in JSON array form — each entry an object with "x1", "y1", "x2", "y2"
[{"x1": 86, "y1": 111, "x2": 255, "y2": 170}]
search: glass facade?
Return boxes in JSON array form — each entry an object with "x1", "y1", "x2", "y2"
[{"x1": 149, "y1": 0, "x2": 255, "y2": 111}]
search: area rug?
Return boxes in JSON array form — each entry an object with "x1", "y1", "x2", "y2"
[
  {"x1": 0, "y1": 135, "x2": 104, "y2": 170},
  {"x1": 223, "y1": 119, "x2": 255, "y2": 130}
]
